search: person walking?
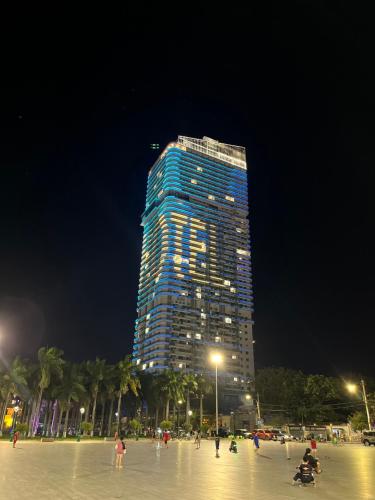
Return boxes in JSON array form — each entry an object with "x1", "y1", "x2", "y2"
[
  {"x1": 115, "y1": 436, "x2": 126, "y2": 468},
  {"x1": 215, "y1": 436, "x2": 220, "y2": 458},
  {"x1": 162, "y1": 430, "x2": 170, "y2": 448},
  {"x1": 253, "y1": 433, "x2": 260, "y2": 452},
  {"x1": 310, "y1": 436, "x2": 317, "y2": 456},
  {"x1": 12, "y1": 431, "x2": 20, "y2": 449},
  {"x1": 195, "y1": 430, "x2": 201, "y2": 449}
]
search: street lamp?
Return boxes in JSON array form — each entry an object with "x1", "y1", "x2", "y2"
[
  {"x1": 346, "y1": 380, "x2": 372, "y2": 430},
  {"x1": 77, "y1": 407, "x2": 85, "y2": 441},
  {"x1": 245, "y1": 394, "x2": 252, "y2": 401},
  {"x1": 210, "y1": 352, "x2": 223, "y2": 436},
  {"x1": 177, "y1": 400, "x2": 182, "y2": 435}
]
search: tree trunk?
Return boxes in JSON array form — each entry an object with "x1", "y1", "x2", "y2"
[
  {"x1": 107, "y1": 397, "x2": 114, "y2": 436},
  {"x1": 50, "y1": 400, "x2": 58, "y2": 436},
  {"x1": 63, "y1": 397, "x2": 72, "y2": 438},
  {"x1": 84, "y1": 402, "x2": 90, "y2": 423},
  {"x1": 165, "y1": 399, "x2": 170, "y2": 420},
  {"x1": 0, "y1": 390, "x2": 10, "y2": 435},
  {"x1": 99, "y1": 400, "x2": 105, "y2": 437},
  {"x1": 200, "y1": 395, "x2": 203, "y2": 428},
  {"x1": 155, "y1": 406, "x2": 159, "y2": 428},
  {"x1": 28, "y1": 397, "x2": 37, "y2": 437},
  {"x1": 42, "y1": 401, "x2": 49, "y2": 436},
  {"x1": 56, "y1": 403, "x2": 64, "y2": 437},
  {"x1": 116, "y1": 393, "x2": 122, "y2": 433},
  {"x1": 46, "y1": 401, "x2": 54, "y2": 436},
  {"x1": 186, "y1": 390, "x2": 190, "y2": 424},
  {"x1": 90, "y1": 391, "x2": 98, "y2": 437},
  {"x1": 32, "y1": 386, "x2": 44, "y2": 437}
]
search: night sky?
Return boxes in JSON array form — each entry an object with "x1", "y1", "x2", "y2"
[{"x1": 1, "y1": 5, "x2": 374, "y2": 376}]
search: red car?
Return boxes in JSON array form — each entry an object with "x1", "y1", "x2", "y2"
[{"x1": 252, "y1": 429, "x2": 274, "y2": 440}]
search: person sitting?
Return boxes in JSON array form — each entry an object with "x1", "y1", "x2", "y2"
[
  {"x1": 293, "y1": 458, "x2": 315, "y2": 486},
  {"x1": 229, "y1": 439, "x2": 238, "y2": 453},
  {"x1": 303, "y1": 448, "x2": 321, "y2": 473}
]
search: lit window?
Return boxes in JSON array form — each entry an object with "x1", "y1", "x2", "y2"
[
  {"x1": 149, "y1": 361, "x2": 154, "y2": 368},
  {"x1": 145, "y1": 327, "x2": 149, "y2": 334},
  {"x1": 196, "y1": 293, "x2": 202, "y2": 299},
  {"x1": 195, "y1": 333, "x2": 201, "y2": 340},
  {"x1": 225, "y1": 317, "x2": 232, "y2": 324},
  {"x1": 215, "y1": 336, "x2": 221, "y2": 343},
  {"x1": 237, "y1": 249, "x2": 250, "y2": 256},
  {"x1": 236, "y1": 228, "x2": 242, "y2": 233},
  {"x1": 233, "y1": 377, "x2": 238, "y2": 382},
  {"x1": 186, "y1": 333, "x2": 191, "y2": 339},
  {"x1": 142, "y1": 364, "x2": 147, "y2": 370},
  {"x1": 208, "y1": 195, "x2": 215, "y2": 200},
  {"x1": 158, "y1": 190, "x2": 164, "y2": 197},
  {"x1": 146, "y1": 313, "x2": 150, "y2": 320},
  {"x1": 136, "y1": 359, "x2": 141, "y2": 365},
  {"x1": 232, "y1": 355, "x2": 237, "y2": 359},
  {"x1": 181, "y1": 290, "x2": 188, "y2": 296},
  {"x1": 224, "y1": 280, "x2": 231, "y2": 286},
  {"x1": 230, "y1": 287, "x2": 236, "y2": 293},
  {"x1": 225, "y1": 195, "x2": 235, "y2": 202},
  {"x1": 157, "y1": 171, "x2": 162, "y2": 178},
  {"x1": 196, "y1": 287, "x2": 201, "y2": 292},
  {"x1": 201, "y1": 313, "x2": 206, "y2": 319},
  {"x1": 173, "y1": 254, "x2": 182, "y2": 265},
  {"x1": 191, "y1": 179, "x2": 197, "y2": 184},
  {"x1": 241, "y1": 379, "x2": 244, "y2": 383},
  {"x1": 178, "y1": 363, "x2": 183, "y2": 368},
  {"x1": 177, "y1": 274, "x2": 184, "y2": 279},
  {"x1": 155, "y1": 276, "x2": 160, "y2": 283},
  {"x1": 215, "y1": 292, "x2": 220, "y2": 296},
  {"x1": 201, "y1": 262, "x2": 206, "y2": 268},
  {"x1": 197, "y1": 167, "x2": 203, "y2": 172}
]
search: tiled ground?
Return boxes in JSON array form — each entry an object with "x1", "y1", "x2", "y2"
[{"x1": 0, "y1": 438, "x2": 374, "y2": 499}]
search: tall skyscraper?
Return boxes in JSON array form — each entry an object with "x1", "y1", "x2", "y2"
[{"x1": 133, "y1": 136, "x2": 254, "y2": 408}]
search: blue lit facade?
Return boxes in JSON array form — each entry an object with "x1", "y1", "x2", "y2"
[{"x1": 133, "y1": 136, "x2": 254, "y2": 404}]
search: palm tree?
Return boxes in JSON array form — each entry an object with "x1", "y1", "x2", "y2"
[
  {"x1": 53, "y1": 362, "x2": 86, "y2": 437},
  {"x1": 30, "y1": 347, "x2": 64, "y2": 437},
  {"x1": 196, "y1": 374, "x2": 213, "y2": 428},
  {"x1": 86, "y1": 358, "x2": 106, "y2": 437},
  {"x1": 184, "y1": 373, "x2": 198, "y2": 425},
  {"x1": 159, "y1": 369, "x2": 185, "y2": 420},
  {"x1": 0, "y1": 357, "x2": 28, "y2": 435},
  {"x1": 103, "y1": 364, "x2": 117, "y2": 436},
  {"x1": 116, "y1": 356, "x2": 140, "y2": 433}
]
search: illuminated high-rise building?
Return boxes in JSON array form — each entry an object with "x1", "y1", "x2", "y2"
[{"x1": 133, "y1": 136, "x2": 254, "y2": 407}]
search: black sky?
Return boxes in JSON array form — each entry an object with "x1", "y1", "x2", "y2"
[{"x1": 0, "y1": 4, "x2": 374, "y2": 376}]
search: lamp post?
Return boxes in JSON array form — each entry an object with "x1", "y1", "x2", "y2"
[
  {"x1": 77, "y1": 407, "x2": 85, "y2": 442},
  {"x1": 210, "y1": 353, "x2": 223, "y2": 436},
  {"x1": 346, "y1": 380, "x2": 372, "y2": 430},
  {"x1": 177, "y1": 400, "x2": 182, "y2": 436}
]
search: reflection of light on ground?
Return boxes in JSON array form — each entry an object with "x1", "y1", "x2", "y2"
[{"x1": 355, "y1": 449, "x2": 372, "y2": 500}]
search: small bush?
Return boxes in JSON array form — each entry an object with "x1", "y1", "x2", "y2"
[
  {"x1": 160, "y1": 420, "x2": 172, "y2": 430},
  {"x1": 15, "y1": 423, "x2": 28, "y2": 434}
]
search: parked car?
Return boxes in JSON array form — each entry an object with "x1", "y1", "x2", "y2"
[
  {"x1": 270, "y1": 429, "x2": 293, "y2": 441},
  {"x1": 234, "y1": 428, "x2": 252, "y2": 439},
  {"x1": 218, "y1": 427, "x2": 231, "y2": 438},
  {"x1": 252, "y1": 429, "x2": 273, "y2": 440},
  {"x1": 362, "y1": 431, "x2": 375, "y2": 446}
]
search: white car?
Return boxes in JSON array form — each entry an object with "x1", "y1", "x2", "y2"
[{"x1": 271, "y1": 429, "x2": 293, "y2": 441}]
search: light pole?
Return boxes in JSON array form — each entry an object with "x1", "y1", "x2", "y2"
[
  {"x1": 346, "y1": 380, "x2": 372, "y2": 430},
  {"x1": 210, "y1": 353, "x2": 223, "y2": 436},
  {"x1": 77, "y1": 407, "x2": 85, "y2": 441},
  {"x1": 177, "y1": 400, "x2": 182, "y2": 436}
]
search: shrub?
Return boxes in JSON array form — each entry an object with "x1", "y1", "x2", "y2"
[
  {"x1": 80, "y1": 422, "x2": 93, "y2": 434},
  {"x1": 160, "y1": 420, "x2": 172, "y2": 430},
  {"x1": 15, "y1": 423, "x2": 28, "y2": 435}
]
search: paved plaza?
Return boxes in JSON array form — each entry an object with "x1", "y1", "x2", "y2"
[{"x1": 0, "y1": 438, "x2": 374, "y2": 499}]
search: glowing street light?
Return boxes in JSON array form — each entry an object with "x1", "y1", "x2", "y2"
[
  {"x1": 346, "y1": 380, "x2": 371, "y2": 430},
  {"x1": 245, "y1": 394, "x2": 252, "y2": 401},
  {"x1": 77, "y1": 407, "x2": 85, "y2": 441},
  {"x1": 210, "y1": 352, "x2": 223, "y2": 436}
]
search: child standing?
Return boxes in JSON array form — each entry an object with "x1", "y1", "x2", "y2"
[{"x1": 115, "y1": 437, "x2": 126, "y2": 468}]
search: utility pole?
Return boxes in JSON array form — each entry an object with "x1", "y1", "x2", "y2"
[
  {"x1": 361, "y1": 379, "x2": 372, "y2": 430},
  {"x1": 256, "y1": 393, "x2": 261, "y2": 422}
]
